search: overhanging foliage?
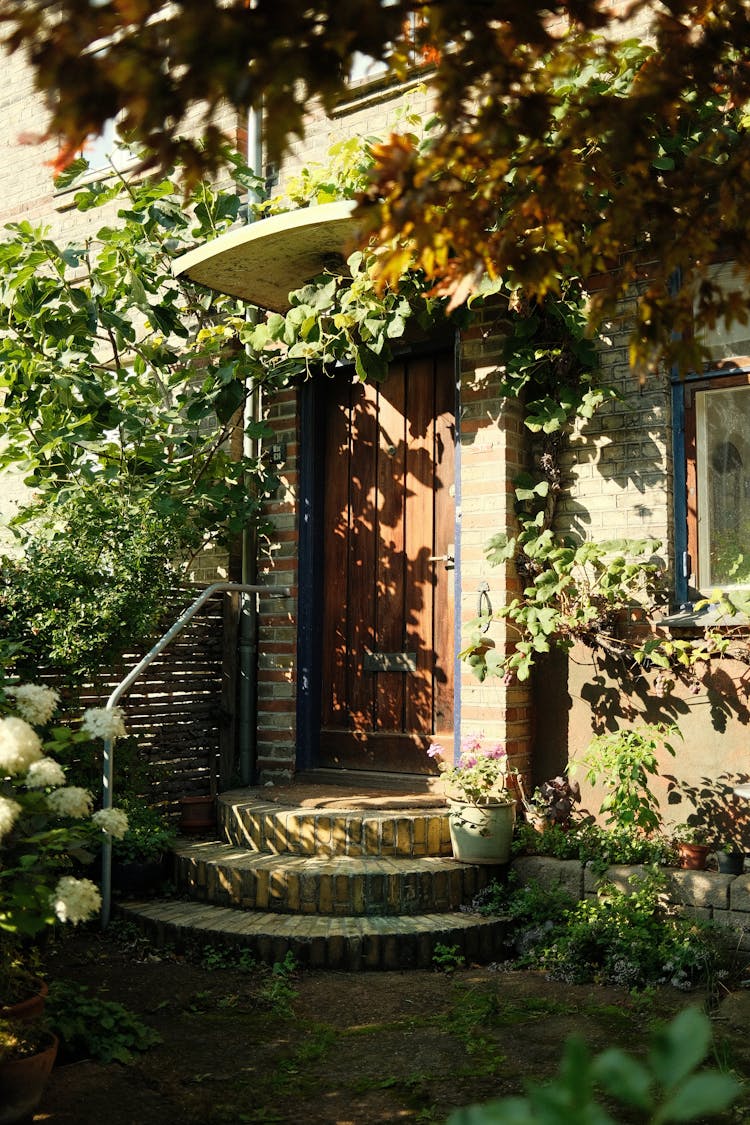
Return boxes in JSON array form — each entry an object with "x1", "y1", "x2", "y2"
[{"x1": 3, "y1": 3, "x2": 750, "y2": 367}]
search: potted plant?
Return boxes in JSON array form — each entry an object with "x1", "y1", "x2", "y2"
[
  {"x1": 517, "y1": 774, "x2": 581, "y2": 832},
  {"x1": 0, "y1": 1017, "x2": 59, "y2": 1125},
  {"x1": 672, "y1": 822, "x2": 712, "y2": 870},
  {"x1": 0, "y1": 947, "x2": 48, "y2": 1024},
  {"x1": 427, "y1": 734, "x2": 516, "y2": 864},
  {"x1": 716, "y1": 841, "x2": 745, "y2": 875},
  {"x1": 109, "y1": 800, "x2": 177, "y2": 895}
]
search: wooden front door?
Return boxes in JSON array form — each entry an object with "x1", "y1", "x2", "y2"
[{"x1": 318, "y1": 352, "x2": 455, "y2": 774}]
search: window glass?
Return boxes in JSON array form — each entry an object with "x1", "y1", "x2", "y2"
[
  {"x1": 698, "y1": 261, "x2": 750, "y2": 362},
  {"x1": 81, "y1": 116, "x2": 132, "y2": 175},
  {"x1": 695, "y1": 383, "x2": 750, "y2": 587},
  {"x1": 349, "y1": 52, "x2": 389, "y2": 84}
]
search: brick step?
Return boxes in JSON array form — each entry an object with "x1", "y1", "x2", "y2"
[
  {"x1": 218, "y1": 791, "x2": 452, "y2": 858},
  {"x1": 116, "y1": 898, "x2": 509, "y2": 970},
  {"x1": 174, "y1": 841, "x2": 495, "y2": 916}
]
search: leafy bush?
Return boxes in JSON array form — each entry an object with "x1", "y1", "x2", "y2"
[
  {"x1": 0, "y1": 494, "x2": 177, "y2": 680},
  {"x1": 533, "y1": 871, "x2": 720, "y2": 990},
  {"x1": 475, "y1": 869, "x2": 721, "y2": 991},
  {"x1": 513, "y1": 822, "x2": 584, "y2": 861},
  {"x1": 111, "y1": 800, "x2": 177, "y2": 864},
  {"x1": 576, "y1": 824, "x2": 673, "y2": 874},
  {"x1": 47, "y1": 980, "x2": 161, "y2": 1063},
  {"x1": 576, "y1": 723, "x2": 679, "y2": 835},
  {"x1": 514, "y1": 820, "x2": 672, "y2": 871},
  {"x1": 471, "y1": 876, "x2": 574, "y2": 929}
]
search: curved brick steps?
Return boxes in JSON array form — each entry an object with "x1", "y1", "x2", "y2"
[
  {"x1": 117, "y1": 786, "x2": 509, "y2": 969},
  {"x1": 116, "y1": 898, "x2": 509, "y2": 970},
  {"x1": 174, "y1": 841, "x2": 490, "y2": 916},
  {"x1": 218, "y1": 792, "x2": 453, "y2": 858}
]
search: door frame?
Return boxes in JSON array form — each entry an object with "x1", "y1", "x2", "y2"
[{"x1": 295, "y1": 339, "x2": 462, "y2": 773}]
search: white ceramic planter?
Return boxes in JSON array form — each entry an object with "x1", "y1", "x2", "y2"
[{"x1": 448, "y1": 799, "x2": 515, "y2": 864}]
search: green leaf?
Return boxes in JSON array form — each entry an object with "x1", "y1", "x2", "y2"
[
  {"x1": 655, "y1": 1072, "x2": 742, "y2": 1122},
  {"x1": 354, "y1": 345, "x2": 387, "y2": 383},
  {"x1": 648, "y1": 1008, "x2": 711, "y2": 1091},
  {"x1": 592, "y1": 1050, "x2": 652, "y2": 1110}
]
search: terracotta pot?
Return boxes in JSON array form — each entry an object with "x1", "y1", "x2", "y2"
[
  {"x1": 178, "y1": 795, "x2": 216, "y2": 835},
  {"x1": 0, "y1": 979, "x2": 48, "y2": 1024},
  {"x1": 676, "y1": 841, "x2": 711, "y2": 870},
  {"x1": 447, "y1": 800, "x2": 515, "y2": 864},
  {"x1": 0, "y1": 1032, "x2": 58, "y2": 1125}
]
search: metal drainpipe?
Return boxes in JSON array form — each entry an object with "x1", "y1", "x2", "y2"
[{"x1": 238, "y1": 106, "x2": 265, "y2": 786}]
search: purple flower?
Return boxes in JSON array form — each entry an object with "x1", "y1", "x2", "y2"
[
  {"x1": 484, "y1": 745, "x2": 507, "y2": 760},
  {"x1": 427, "y1": 743, "x2": 443, "y2": 759},
  {"x1": 461, "y1": 733, "x2": 483, "y2": 754}
]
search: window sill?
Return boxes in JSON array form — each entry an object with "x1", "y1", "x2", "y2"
[{"x1": 660, "y1": 605, "x2": 748, "y2": 631}]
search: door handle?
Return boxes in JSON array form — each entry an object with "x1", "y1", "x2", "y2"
[{"x1": 428, "y1": 544, "x2": 455, "y2": 569}]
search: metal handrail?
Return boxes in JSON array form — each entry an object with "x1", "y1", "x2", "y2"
[{"x1": 100, "y1": 581, "x2": 291, "y2": 926}]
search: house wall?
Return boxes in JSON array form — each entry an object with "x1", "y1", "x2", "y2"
[
  {"x1": 5, "y1": 36, "x2": 746, "y2": 813},
  {"x1": 532, "y1": 291, "x2": 750, "y2": 841}
]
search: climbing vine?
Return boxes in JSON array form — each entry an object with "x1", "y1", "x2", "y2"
[{"x1": 454, "y1": 288, "x2": 749, "y2": 692}]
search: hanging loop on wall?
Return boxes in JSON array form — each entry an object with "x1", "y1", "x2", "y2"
[{"x1": 477, "y1": 581, "x2": 492, "y2": 633}]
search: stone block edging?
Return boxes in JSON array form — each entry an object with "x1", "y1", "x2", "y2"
[{"x1": 510, "y1": 856, "x2": 750, "y2": 949}]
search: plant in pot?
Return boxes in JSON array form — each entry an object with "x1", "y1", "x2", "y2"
[
  {"x1": 428, "y1": 734, "x2": 516, "y2": 864},
  {"x1": 0, "y1": 1017, "x2": 59, "y2": 1125},
  {"x1": 109, "y1": 799, "x2": 177, "y2": 895},
  {"x1": 0, "y1": 946, "x2": 47, "y2": 1024},
  {"x1": 672, "y1": 822, "x2": 712, "y2": 870},
  {"x1": 716, "y1": 840, "x2": 745, "y2": 875},
  {"x1": 517, "y1": 774, "x2": 582, "y2": 832}
]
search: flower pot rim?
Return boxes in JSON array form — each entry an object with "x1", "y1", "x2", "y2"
[
  {"x1": 0, "y1": 977, "x2": 48, "y2": 1022},
  {"x1": 447, "y1": 796, "x2": 515, "y2": 808}
]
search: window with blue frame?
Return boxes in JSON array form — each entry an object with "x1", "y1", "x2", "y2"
[{"x1": 673, "y1": 263, "x2": 750, "y2": 605}]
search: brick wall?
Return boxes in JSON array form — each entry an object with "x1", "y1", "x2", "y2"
[
  {"x1": 457, "y1": 306, "x2": 533, "y2": 783},
  {"x1": 279, "y1": 76, "x2": 435, "y2": 188},
  {"x1": 558, "y1": 294, "x2": 672, "y2": 550}
]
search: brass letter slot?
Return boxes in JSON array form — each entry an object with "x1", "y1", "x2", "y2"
[{"x1": 363, "y1": 652, "x2": 418, "y2": 673}]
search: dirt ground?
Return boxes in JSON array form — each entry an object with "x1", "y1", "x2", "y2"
[{"x1": 29, "y1": 923, "x2": 750, "y2": 1125}]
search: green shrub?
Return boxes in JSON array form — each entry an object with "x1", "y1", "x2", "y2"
[
  {"x1": 47, "y1": 980, "x2": 161, "y2": 1063},
  {"x1": 533, "y1": 871, "x2": 720, "y2": 990},
  {"x1": 472, "y1": 876, "x2": 575, "y2": 929},
  {"x1": 513, "y1": 820, "x2": 672, "y2": 873},
  {"x1": 0, "y1": 494, "x2": 177, "y2": 680},
  {"x1": 112, "y1": 800, "x2": 177, "y2": 864}
]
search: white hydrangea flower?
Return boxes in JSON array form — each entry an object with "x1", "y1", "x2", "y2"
[
  {"x1": 47, "y1": 786, "x2": 93, "y2": 819},
  {"x1": 25, "y1": 757, "x2": 66, "y2": 790},
  {"x1": 92, "y1": 807, "x2": 129, "y2": 839},
  {"x1": 51, "y1": 876, "x2": 102, "y2": 924},
  {"x1": 0, "y1": 715, "x2": 43, "y2": 776},
  {"x1": 81, "y1": 707, "x2": 127, "y2": 741},
  {"x1": 7, "y1": 684, "x2": 60, "y2": 727},
  {"x1": 0, "y1": 795, "x2": 22, "y2": 839}
]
